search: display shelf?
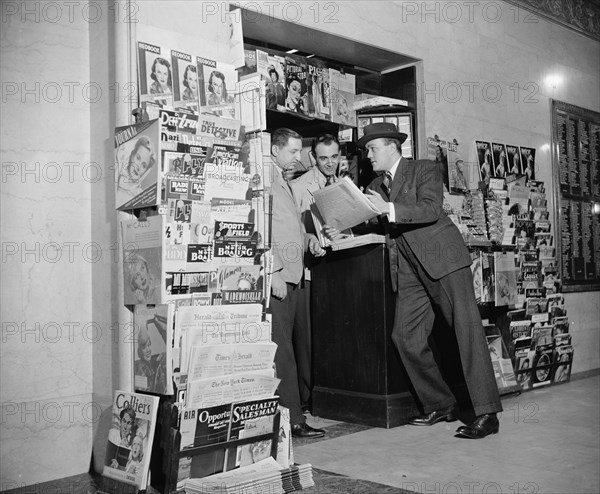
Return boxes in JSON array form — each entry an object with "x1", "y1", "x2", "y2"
[{"x1": 161, "y1": 411, "x2": 281, "y2": 494}]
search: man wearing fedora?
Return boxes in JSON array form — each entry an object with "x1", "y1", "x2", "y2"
[{"x1": 357, "y1": 122, "x2": 502, "y2": 439}]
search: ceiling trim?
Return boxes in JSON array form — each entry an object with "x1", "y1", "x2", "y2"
[{"x1": 504, "y1": 0, "x2": 600, "y2": 42}]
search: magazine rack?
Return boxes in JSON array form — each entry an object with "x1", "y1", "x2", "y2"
[{"x1": 161, "y1": 409, "x2": 281, "y2": 494}]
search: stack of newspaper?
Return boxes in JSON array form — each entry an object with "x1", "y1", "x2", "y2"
[{"x1": 183, "y1": 457, "x2": 314, "y2": 494}]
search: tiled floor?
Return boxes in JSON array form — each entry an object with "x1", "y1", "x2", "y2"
[{"x1": 3, "y1": 374, "x2": 598, "y2": 493}]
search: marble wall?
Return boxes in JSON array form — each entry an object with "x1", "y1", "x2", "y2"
[
  {"x1": 1, "y1": 1, "x2": 94, "y2": 489},
  {"x1": 0, "y1": 0, "x2": 598, "y2": 489}
]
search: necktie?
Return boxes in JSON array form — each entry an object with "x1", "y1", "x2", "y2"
[
  {"x1": 382, "y1": 171, "x2": 392, "y2": 195},
  {"x1": 325, "y1": 175, "x2": 336, "y2": 186}
]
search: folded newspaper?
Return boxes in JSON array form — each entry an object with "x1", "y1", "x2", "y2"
[{"x1": 312, "y1": 176, "x2": 381, "y2": 231}]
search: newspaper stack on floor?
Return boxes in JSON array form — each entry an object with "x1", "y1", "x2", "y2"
[{"x1": 183, "y1": 457, "x2": 314, "y2": 493}]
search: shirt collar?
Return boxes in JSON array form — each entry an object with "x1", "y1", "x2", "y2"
[{"x1": 387, "y1": 158, "x2": 401, "y2": 180}]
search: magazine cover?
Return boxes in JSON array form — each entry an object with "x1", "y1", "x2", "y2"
[
  {"x1": 427, "y1": 137, "x2": 449, "y2": 191},
  {"x1": 204, "y1": 144, "x2": 253, "y2": 201},
  {"x1": 531, "y1": 345, "x2": 553, "y2": 386},
  {"x1": 306, "y1": 58, "x2": 330, "y2": 119},
  {"x1": 486, "y1": 331, "x2": 517, "y2": 389},
  {"x1": 138, "y1": 41, "x2": 173, "y2": 107},
  {"x1": 115, "y1": 119, "x2": 161, "y2": 211},
  {"x1": 103, "y1": 390, "x2": 159, "y2": 489},
  {"x1": 172, "y1": 49, "x2": 198, "y2": 110},
  {"x1": 553, "y1": 316, "x2": 570, "y2": 336},
  {"x1": 447, "y1": 140, "x2": 476, "y2": 193},
  {"x1": 491, "y1": 143, "x2": 508, "y2": 178},
  {"x1": 510, "y1": 320, "x2": 532, "y2": 342},
  {"x1": 257, "y1": 50, "x2": 286, "y2": 111},
  {"x1": 505, "y1": 144, "x2": 522, "y2": 176},
  {"x1": 218, "y1": 9, "x2": 245, "y2": 69},
  {"x1": 514, "y1": 348, "x2": 535, "y2": 388},
  {"x1": 552, "y1": 346, "x2": 573, "y2": 383},
  {"x1": 525, "y1": 297, "x2": 549, "y2": 316},
  {"x1": 177, "y1": 403, "x2": 232, "y2": 485},
  {"x1": 520, "y1": 146, "x2": 536, "y2": 180},
  {"x1": 239, "y1": 46, "x2": 258, "y2": 78},
  {"x1": 493, "y1": 251, "x2": 518, "y2": 306},
  {"x1": 217, "y1": 264, "x2": 264, "y2": 304},
  {"x1": 201, "y1": 59, "x2": 237, "y2": 119},
  {"x1": 121, "y1": 214, "x2": 164, "y2": 305},
  {"x1": 133, "y1": 304, "x2": 173, "y2": 395},
  {"x1": 284, "y1": 54, "x2": 308, "y2": 115},
  {"x1": 328, "y1": 68, "x2": 356, "y2": 126},
  {"x1": 481, "y1": 251, "x2": 495, "y2": 303},
  {"x1": 470, "y1": 251, "x2": 483, "y2": 303},
  {"x1": 475, "y1": 141, "x2": 493, "y2": 186},
  {"x1": 225, "y1": 397, "x2": 280, "y2": 471}
]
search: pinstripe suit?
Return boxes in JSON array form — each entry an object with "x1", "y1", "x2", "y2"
[{"x1": 368, "y1": 157, "x2": 502, "y2": 417}]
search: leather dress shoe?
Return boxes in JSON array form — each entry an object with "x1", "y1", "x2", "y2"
[
  {"x1": 408, "y1": 404, "x2": 458, "y2": 426},
  {"x1": 456, "y1": 413, "x2": 499, "y2": 439},
  {"x1": 291, "y1": 422, "x2": 325, "y2": 438}
]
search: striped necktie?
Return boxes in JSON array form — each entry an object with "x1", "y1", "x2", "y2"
[{"x1": 382, "y1": 171, "x2": 392, "y2": 195}]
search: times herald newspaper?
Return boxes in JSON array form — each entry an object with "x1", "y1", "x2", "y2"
[{"x1": 103, "y1": 390, "x2": 159, "y2": 489}]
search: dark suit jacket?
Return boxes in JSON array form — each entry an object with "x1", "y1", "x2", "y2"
[{"x1": 367, "y1": 157, "x2": 471, "y2": 282}]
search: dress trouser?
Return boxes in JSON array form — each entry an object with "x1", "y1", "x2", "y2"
[
  {"x1": 294, "y1": 281, "x2": 312, "y2": 409},
  {"x1": 392, "y1": 236, "x2": 503, "y2": 417},
  {"x1": 268, "y1": 283, "x2": 310, "y2": 426}
]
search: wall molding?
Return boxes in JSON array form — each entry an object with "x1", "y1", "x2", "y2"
[{"x1": 505, "y1": 0, "x2": 600, "y2": 42}]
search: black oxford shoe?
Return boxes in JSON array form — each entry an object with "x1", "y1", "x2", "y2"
[
  {"x1": 456, "y1": 413, "x2": 499, "y2": 439},
  {"x1": 291, "y1": 422, "x2": 325, "y2": 438},
  {"x1": 408, "y1": 404, "x2": 459, "y2": 426}
]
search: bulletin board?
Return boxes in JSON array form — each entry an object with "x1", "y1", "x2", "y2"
[{"x1": 551, "y1": 99, "x2": 600, "y2": 291}]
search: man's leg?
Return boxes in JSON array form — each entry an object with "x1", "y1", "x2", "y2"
[
  {"x1": 435, "y1": 267, "x2": 502, "y2": 416},
  {"x1": 293, "y1": 280, "x2": 312, "y2": 411},
  {"x1": 268, "y1": 284, "x2": 304, "y2": 426},
  {"x1": 392, "y1": 251, "x2": 456, "y2": 413}
]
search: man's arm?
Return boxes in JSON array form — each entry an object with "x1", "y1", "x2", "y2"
[{"x1": 367, "y1": 161, "x2": 443, "y2": 225}]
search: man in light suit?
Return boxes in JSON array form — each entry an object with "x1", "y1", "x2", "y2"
[
  {"x1": 289, "y1": 134, "x2": 344, "y2": 413},
  {"x1": 269, "y1": 128, "x2": 326, "y2": 438},
  {"x1": 359, "y1": 122, "x2": 502, "y2": 439}
]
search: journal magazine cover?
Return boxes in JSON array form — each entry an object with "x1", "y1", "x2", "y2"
[
  {"x1": 115, "y1": 119, "x2": 161, "y2": 211},
  {"x1": 103, "y1": 391, "x2": 159, "y2": 489}
]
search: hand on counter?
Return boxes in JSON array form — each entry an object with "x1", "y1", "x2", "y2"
[{"x1": 308, "y1": 234, "x2": 326, "y2": 257}]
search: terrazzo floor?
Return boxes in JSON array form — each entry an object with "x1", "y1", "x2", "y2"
[{"x1": 3, "y1": 374, "x2": 598, "y2": 494}]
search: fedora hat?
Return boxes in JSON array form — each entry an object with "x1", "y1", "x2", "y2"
[{"x1": 357, "y1": 122, "x2": 408, "y2": 147}]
